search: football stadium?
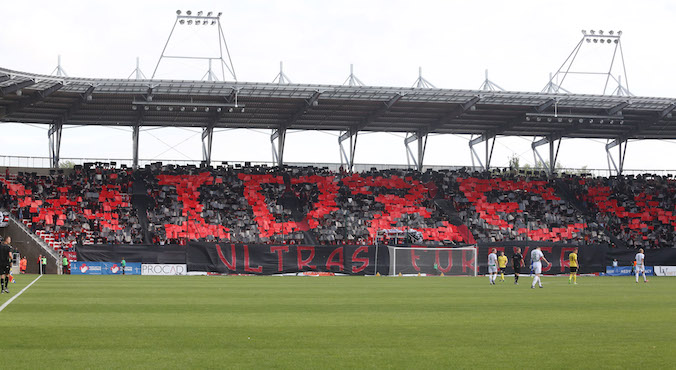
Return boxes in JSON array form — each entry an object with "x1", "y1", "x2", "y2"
[{"x1": 1, "y1": 1, "x2": 676, "y2": 368}]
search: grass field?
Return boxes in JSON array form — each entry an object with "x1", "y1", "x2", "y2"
[{"x1": 1, "y1": 274, "x2": 675, "y2": 369}]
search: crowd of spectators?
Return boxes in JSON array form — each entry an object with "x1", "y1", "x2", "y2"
[
  {"x1": 437, "y1": 169, "x2": 612, "y2": 245},
  {"x1": 142, "y1": 163, "x2": 258, "y2": 245},
  {"x1": 2, "y1": 166, "x2": 143, "y2": 249},
  {"x1": 2, "y1": 164, "x2": 675, "y2": 250},
  {"x1": 565, "y1": 173, "x2": 676, "y2": 249}
]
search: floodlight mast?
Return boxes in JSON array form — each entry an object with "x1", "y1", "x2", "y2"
[
  {"x1": 543, "y1": 30, "x2": 631, "y2": 96},
  {"x1": 152, "y1": 10, "x2": 236, "y2": 81}
]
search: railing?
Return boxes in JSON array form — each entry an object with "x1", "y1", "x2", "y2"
[
  {"x1": 8, "y1": 213, "x2": 62, "y2": 275},
  {"x1": 1, "y1": 154, "x2": 675, "y2": 177},
  {"x1": 0, "y1": 155, "x2": 204, "y2": 169}
]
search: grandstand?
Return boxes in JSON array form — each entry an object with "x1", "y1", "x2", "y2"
[
  {"x1": 3, "y1": 62, "x2": 676, "y2": 275},
  {"x1": 2, "y1": 10, "x2": 676, "y2": 276}
]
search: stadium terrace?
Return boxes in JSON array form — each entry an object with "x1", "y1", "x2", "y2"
[{"x1": 2, "y1": 164, "x2": 675, "y2": 253}]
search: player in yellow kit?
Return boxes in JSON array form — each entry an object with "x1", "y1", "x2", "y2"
[
  {"x1": 569, "y1": 247, "x2": 579, "y2": 285},
  {"x1": 497, "y1": 251, "x2": 508, "y2": 282}
]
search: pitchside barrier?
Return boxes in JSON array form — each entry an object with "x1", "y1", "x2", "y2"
[
  {"x1": 654, "y1": 266, "x2": 676, "y2": 276},
  {"x1": 70, "y1": 262, "x2": 142, "y2": 275},
  {"x1": 74, "y1": 243, "x2": 676, "y2": 276},
  {"x1": 70, "y1": 262, "x2": 187, "y2": 275},
  {"x1": 604, "y1": 266, "x2": 654, "y2": 276},
  {"x1": 141, "y1": 264, "x2": 188, "y2": 276}
]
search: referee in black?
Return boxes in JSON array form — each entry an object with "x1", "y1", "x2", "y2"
[
  {"x1": 0, "y1": 236, "x2": 12, "y2": 294},
  {"x1": 512, "y1": 247, "x2": 525, "y2": 285}
]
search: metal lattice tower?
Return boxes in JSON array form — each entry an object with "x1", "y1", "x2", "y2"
[
  {"x1": 51, "y1": 55, "x2": 68, "y2": 77},
  {"x1": 128, "y1": 57, "x2": 147, "y2": 80},
  {"x1": 611, "y1": 75, "x2": 632, "y2": 96},
  {"x1": 343, "y1": 64, "x2": 364, "y2": 86},
  {"x1": 412, "y1": 67, "x2": 436, "y2": 89},
  {"x1": 479, "y1": 69, "x2": 504, "y2": 91},
  {"x1": 152, "y1": 10, "x2": 236, "y2": 81},
  {"x1": 272, "y1": 61, "x2": 292, "y2": 84},
  {"x1": 544, "y1": 29, "x2": 632, "y2": 96},
  {"x1": 542, "y1": 72, "x2": 572, "y2": 94}
]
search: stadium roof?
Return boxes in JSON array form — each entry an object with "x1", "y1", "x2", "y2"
[{"x1": 2, "y1": 66, "x2": 676, "y2": 140}]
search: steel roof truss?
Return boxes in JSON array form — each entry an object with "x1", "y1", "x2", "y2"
[
  {"x1": 606, "y1": 101, "x2": 630, "y2": 116},
  {"x1": 5, "y1": 82, "x2": 63, "y2": 117},
  {"x1": 282, "y1": 90, "x2": 322, "y2": 129},
  {"x1": 427, "y1": 95, "x2": 481, "y2": 133},
  {"x1": 0, "y1": 79, "x2": 35, "y2": 96},
  {"x1": 354, "y1": 93, "x2": 403, "y2": 131},
  {"x1": 659, "y1": 103, "x2": 676, "y2": 119},
  {"x1": 536, "y1": 98, "x2": 557, "y2": 113}
]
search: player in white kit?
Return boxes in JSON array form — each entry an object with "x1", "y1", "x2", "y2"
[
  {"x1": 487, "y1": 249, "x2": 498, "y2": 285},
  {"x1": 530, "y1": 246, "x2": 550, "y2": 289},
  {"x1": 635, "y1": 248, "x2": 648, "y2": 283}
]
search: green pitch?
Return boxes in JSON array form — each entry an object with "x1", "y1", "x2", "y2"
[{"x1": 1, "y1": 274, "x2": 675, "y2": 369}]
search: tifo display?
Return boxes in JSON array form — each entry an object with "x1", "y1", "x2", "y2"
[{"x1": 2, "y1": 164, "x2": 675, "y2": 253}]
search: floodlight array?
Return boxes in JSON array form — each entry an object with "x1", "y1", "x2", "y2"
[
  {"x1": 581, "y1": 29, "x2": 622, "y2": 44},
  {"x1": 525, "y1": 113, "x2": 624, "y2": 125},
  {"x1": 176, "y1": 10, "x2": 222, "y2": 25},
  {"x1": 131, "y1": 101, "x2": 245, "y2": 113}
]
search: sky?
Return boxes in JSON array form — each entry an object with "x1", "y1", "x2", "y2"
[{"x1": 2, "y1": 0, "x2": 676, "y2": 173}]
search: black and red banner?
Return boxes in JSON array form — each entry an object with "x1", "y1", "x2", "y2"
[
  {"x1": 186, "y1": 243, "x2": 606, "y2": 275},
  {"x1": 187, "y1": 243, "x2": 390, "y2": 275},
  {"x1": 78, "y1": 242, "x2": 675, "y2": 275},
  {"x1": 76, "y1": 244, "x2": 187, "y2": 264}
]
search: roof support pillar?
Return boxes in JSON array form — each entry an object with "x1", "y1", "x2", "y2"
[
  {"x1": 132, "y1": 124, "x2": 140, "y2": 170},
  {"x1": 339, "y1": 129, "x2": 358, "y2": 172},
  {"x1": 271, "y1": 128, "x2": 286, "y2": 168},
  {"x1": 405, "y1": 131, "x2": 428, "y2": 171},
  {"x1": 48, "y1": 121, "x2": 63, "y2": 169},
  {"x1": 531, "y1": 135, "x2": 561, "y2": 176},
  {"x1": 202, "y1": 125, "x2": 214, "y2": 166},
  {"x1": 469, "y1": 132, "x2": 495, "y2": 171},
  {"x1": 606, "y1": 137, "x2": 628, "y2": 176}
]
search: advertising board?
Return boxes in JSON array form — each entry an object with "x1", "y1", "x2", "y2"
[
  {"x1": 605, "y1": 266, "x2": 653, "y2": 276},
  {"x1": 141, "y1": 264, "x2": 187, "y2": 276},
  {"x1": 654, "y1": 266, "x2": 676, "y2": 276},
  {"x1": 70, "y1": 261, "x2": 141, "y2": 275}
]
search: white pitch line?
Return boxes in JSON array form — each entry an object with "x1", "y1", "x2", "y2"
[{"x1": 0, "y1": 274, "x2": 42, "y2": 313}]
